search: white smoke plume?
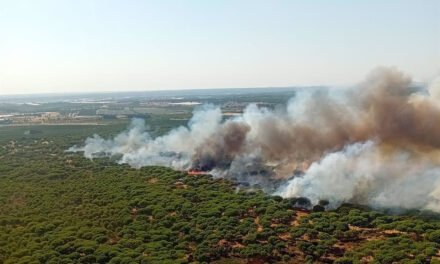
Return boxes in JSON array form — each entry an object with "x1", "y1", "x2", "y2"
[
  {"x1": 275, "y1": 141, "x2": 440, "y2": 212},
  {"x1": 69, "y1": 105, "x2": 223, "y2": 169},
  {"x1": 69, "y1": 67, "x2": 440, "y2": 212}
]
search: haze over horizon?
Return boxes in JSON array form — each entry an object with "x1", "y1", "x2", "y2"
[{"x1": 1, "y1": 0, "x2": 439, "y2": 95}]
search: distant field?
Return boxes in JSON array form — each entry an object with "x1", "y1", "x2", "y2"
[{"x1": 0, "y1": 123, "x2": 128, "y2": 145}]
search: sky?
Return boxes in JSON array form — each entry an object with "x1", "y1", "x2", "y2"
[{"x1": 0, "y1": 0, "x2": 439, "y2": 95}]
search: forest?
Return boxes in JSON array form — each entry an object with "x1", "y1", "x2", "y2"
[{"x1": 1, "y1": 124, "x2": 440, "y2": 264}]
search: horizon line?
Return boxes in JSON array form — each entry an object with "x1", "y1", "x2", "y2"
[{"x1": 0, "y1": 84, "x2": 334, "y2": 98}]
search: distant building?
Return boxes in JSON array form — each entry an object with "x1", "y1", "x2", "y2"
[
  {"x1": 41, "y1": 112, "x2": 62, "y2": 119},
  {"x1": 96, "y1": 108, "x2": 149, "y2": 119}
]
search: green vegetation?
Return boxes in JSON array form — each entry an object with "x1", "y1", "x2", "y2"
[{"x1": 1, "y1": 125, "x2": 440, "y2": 263}]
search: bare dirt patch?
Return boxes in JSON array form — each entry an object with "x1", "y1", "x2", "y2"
[{"x1": 147, "y1": 177, "x2": 158, "y2": 184}]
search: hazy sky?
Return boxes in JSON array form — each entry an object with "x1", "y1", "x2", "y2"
[{"x1": 0, "y1": 0, "x2": 439, "y2": 95}]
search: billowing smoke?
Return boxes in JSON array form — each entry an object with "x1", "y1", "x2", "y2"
[
  {"x1": 275, "y1": 141, "x2": 440, "y2": 212},
  {"x1": 69, "y1": 67, "x2": 440, "y2": 212}
]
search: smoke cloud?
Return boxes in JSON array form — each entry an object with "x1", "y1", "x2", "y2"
[{"x1": 69, "y1": 67, "x2": 440, "y2": 212}]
